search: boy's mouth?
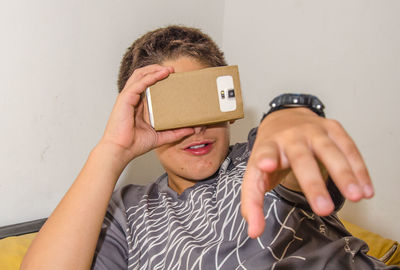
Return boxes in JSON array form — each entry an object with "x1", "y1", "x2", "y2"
[{"x1": 184, "y1": 141, "x2": 213, "y2": 155}]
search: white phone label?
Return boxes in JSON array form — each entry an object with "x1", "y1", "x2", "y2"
[{"x1": 216, "y1": 75, "x2": 236, "y2": 112}]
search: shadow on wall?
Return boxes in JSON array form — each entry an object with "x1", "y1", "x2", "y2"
[{"x1": 118, "y1": 151, "x2": 165, "y2": 187}]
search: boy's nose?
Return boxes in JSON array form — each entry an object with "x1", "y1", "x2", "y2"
[{"x1": 194, "y1": 126, "x2": 206, "y2": 134}]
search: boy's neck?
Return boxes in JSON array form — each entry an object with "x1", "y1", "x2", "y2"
[{"x1": 167, "y1": 174, "x2": 198, "y2": 195}]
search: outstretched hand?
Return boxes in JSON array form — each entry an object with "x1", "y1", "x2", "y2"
[
  {"x1": 99, "y1": 64, "x2": 194, "y2": 164},
  {"x1": 241, "y1": 108, "x2": 374, "y2": 238}
]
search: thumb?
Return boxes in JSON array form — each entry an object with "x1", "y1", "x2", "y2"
[{"x1": 155, "y1": 128, "x2": 195, "y2": 147}]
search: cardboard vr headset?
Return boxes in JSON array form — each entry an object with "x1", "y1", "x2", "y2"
[{"x1": 144, "y1": 65, "x2": 244, "y2": 131}]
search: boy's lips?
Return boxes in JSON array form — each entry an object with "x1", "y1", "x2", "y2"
[{"x1": 183, "y1": 140, "x2": 214, "y2": 156}]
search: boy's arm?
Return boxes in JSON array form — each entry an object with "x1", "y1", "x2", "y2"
[
  {"x1": 20, "y1": 65, "x2": 194, "y2": 270},
  {"x1": 241, "y1": 107, "x2": 374, "y2": 239}
]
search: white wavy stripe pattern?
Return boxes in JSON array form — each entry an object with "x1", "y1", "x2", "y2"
[{"x1": 125, "y1": 161, "x2": 306, "y2": 269}]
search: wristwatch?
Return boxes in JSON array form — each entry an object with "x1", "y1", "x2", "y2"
[{"x1": 262, "y1": 93, "x2": 325, "y2": 121}]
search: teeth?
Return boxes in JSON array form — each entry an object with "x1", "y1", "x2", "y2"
[{"x1": 189, "y1": 144, "x2": 206, "y2": 149}]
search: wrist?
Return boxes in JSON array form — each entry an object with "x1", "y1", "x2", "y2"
[
  {"x1": 260, "y1": 107, "x2": 317, "y2": 129},
  {"x1": 262, "y1": 93, "x2": 326, "y2": 122},
  {"x1": 91, "y1": 142, "x2": 133, "y2": 175}
]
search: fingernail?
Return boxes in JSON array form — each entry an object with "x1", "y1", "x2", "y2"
[
  {"x1": 316, "y1": 196, "x2": 333, "y2": 213},
  {"x1": 347, "y1": 183, "x2": 362, "y2": 199},
  {"x1": 363, "y1": 185, "x2": 374, "y2": 198}
]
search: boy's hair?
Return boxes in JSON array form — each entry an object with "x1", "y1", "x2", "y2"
[{"x1": 117, "y1": 25, "x2": 227, "y2": 92}]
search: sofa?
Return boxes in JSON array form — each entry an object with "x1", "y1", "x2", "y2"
[{"x1": 0, "y1": 218, "x2": 399, "y2": 269}]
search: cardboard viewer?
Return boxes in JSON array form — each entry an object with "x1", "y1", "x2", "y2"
[{"x1": 144, "y1": 65, "x2": 244, "y2": 131}]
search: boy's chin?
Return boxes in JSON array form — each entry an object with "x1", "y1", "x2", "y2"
[
  {"x1": 190, "y1": 170, "x2": 219, "y2": 181},
  {"x1": 180, "y1": 166, "x2": 220, "y2": 182}
]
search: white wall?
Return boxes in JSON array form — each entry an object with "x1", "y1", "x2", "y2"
[
  {"x1": 0, "y1": 0, "x2": 225, "y2": 225},
  {"x1": 1, "y1": 0, "x2": 399, "y2": 242},
  {"x1": 223, "y1": 0, "x2": 400, "y2": 240}
]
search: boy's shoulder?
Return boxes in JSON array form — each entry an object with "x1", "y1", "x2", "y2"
[
  {"x1": 110, "y1": 176, "x2": 167, "y2": 209},
  {"x1": 227, "y1": 126, "x2": 258, "y2": 167}
]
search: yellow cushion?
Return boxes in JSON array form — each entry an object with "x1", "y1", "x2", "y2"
[
  {"x1": 342, "y1": 219, "x2": 400, "y2": 265},
  {"x1": 0, "y1": 222, "x2": 399, "y2": 268},
  {"x1": 0, "y1": 233, "x2": 37, "y2": 270}
]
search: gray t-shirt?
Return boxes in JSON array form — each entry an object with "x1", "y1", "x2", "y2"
[{"x1": 92, "y1": 128, "x2": 398, "y2": 269}]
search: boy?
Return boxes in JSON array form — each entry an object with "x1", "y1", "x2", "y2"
[{"x1": 22, "y1": 25, "x2": 394, "y2": 269}]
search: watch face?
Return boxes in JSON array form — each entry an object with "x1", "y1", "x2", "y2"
[{"x1": 268, "y1": 94, "x2": 325, "y2": 117}]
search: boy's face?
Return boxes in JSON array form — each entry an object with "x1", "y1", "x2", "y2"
[{"x1": 154, "y1": 57, "x2": 231, "y2": 193}]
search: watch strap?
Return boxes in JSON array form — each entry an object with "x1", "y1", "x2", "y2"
[{"x1": 262, "y1": 93, "x2": 325, "y2": 121}]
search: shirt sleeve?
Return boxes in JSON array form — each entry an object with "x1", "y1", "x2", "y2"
[
  {"x1": 91, "y1": 200, "x2": 129, "y2": 269},
  {"x1": 273, "y1": 178, "x2": 345, "y2": 212}
]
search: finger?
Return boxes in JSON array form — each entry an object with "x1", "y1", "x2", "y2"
[
  {"x1": 285, "y1": 142, "x2": 335, "y2": 216},
  {"x1": 251, "y1": 141, "x2": 288, "y2": 191},
  {"x1": 119, "y1": 69, "x2": 173, "y2": 107},
  {"x1": 134, "y1": 68, "x2": 172, "y2": 95},
  {"x1": 126, "y1": 65, "x2": 173, "y2": 86},
  {"x1": 312, "y1": 134, "x2": 364, "y2": 202},
  {"x1": 326, "y1": 120, "x2": 374, "y2": 198},
  {"x1": 241, "y1": 164, "x2": 268, "y2": 239},
  {"x1": 253, "y1": 141, "x2": 280, "y2": 171},
  {"x1": 122, "y1": 66, "x2": 173, "y2": 96},
  {"x1": 241, "y1": 141, "x2": 281, "y2": 238}
]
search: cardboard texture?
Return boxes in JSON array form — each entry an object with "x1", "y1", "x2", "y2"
[{"x1": 145, "y1": 65, "x2": 244, "y2": 131}]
